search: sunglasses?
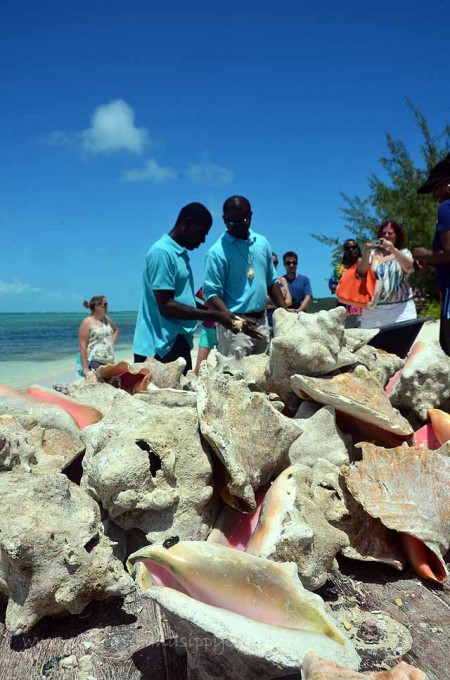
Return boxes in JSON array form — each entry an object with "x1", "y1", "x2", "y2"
[
  {"x1": 273, "y1": 260, "x2": 279, "y2": 266},
  {"x1": 226, "y1": 216, "x2": 251, "y2": 227},
  {"x1": 96, "y1": 302, "x2": 108, "y2": 307},
  {"x1": 285, "y1": 260, "x2": 297, "y2": 265}
]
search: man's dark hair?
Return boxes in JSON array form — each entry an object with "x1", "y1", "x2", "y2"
[
  {"x1": 283, "y1": 251, "x2": 298, "y2": 262},
  {"x1": 223, "y1": 195, "x2": 251, "y2": 213},
  {"x1": 176, "y1": 202, "x2": 213, "y2": 228}
]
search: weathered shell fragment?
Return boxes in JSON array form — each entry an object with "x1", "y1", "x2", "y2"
[
  {"x1": 343, "y1": 327, "x2": 380, "y2": 353},
  {"x1": 0, "y1": 472, "x2": 134, "y2": 635},
  {"x1": 293, "y1": 459, "x2": 404, "y2": 571},
  {"x1": 302, "y1": 653, "x2": 427, "y2": 679},
  {"x1": 267, "y1": 307, "x2": 356, "y2": 398},
  {"x1": 344, "y1": 442, "x2": 450, "y2": 582},
  {"x1": 127, "y1": 541, "x2": 360, "y2": 677},
  {"x1": 245, "y1": 465, "x2": 349, "y2": 590},
  {"x1": 389, "y1": 341, "x2": 450, "y2": 421},
  {"x1": 197, "y1": 365, "x2": 302, "y2": 512},
  {"x1": 214, "y1": 348, "x2": 269, "y2": 392},
  {"x1": 291, "y1": 366, "x2": 413, "y2": 440},
  {"x1": 289, "y1": 405, "x2": 352, "y2": 468},
  {"x1": 353, "y1": 346, "x2": 405, "y2": 388},
  {"x1": 0, "y1": 414, "x2": 84, "y2": 474},
  {"x1": 81, "y1": 394, "x2": 218, "y2": 541}
]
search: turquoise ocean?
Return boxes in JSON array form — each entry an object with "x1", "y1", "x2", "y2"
[{"x1": 0, "y1": 311, "x2": 138, "y2": 388}]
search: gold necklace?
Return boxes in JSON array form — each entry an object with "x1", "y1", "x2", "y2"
[{"x1": 233, "y1": 240, "x2": 255, "y2": 280}]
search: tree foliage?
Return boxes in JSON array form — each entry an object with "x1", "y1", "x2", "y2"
[{"x1": 311, "y1": 101, "x2": 450, "y2": 300}]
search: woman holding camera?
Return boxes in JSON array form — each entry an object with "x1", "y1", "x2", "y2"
[{"x1": 357, "y1": 220, "x2": 416, "y2": 329}]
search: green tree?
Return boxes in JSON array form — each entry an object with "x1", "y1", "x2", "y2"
[{"x1": 312, "y1": 101, "x2": 450, "y2": 303}]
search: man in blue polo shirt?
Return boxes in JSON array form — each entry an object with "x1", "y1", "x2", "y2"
[
  {"x1": 283, "y1": 251, "x2": 313, "y2": 312},
  {"x1": 133, "y1": 202, "x2": 236, "y2": 373},
  {"x1": 203, "y1": 195, "x2": 286, "y2": 356}
]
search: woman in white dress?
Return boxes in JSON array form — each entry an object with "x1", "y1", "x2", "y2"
[{"x1": 78, "y1": 295, "x2": 119, "y2": 376}]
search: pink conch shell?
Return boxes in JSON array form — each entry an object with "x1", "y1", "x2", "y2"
[
  {"x1": 428, "y1": 408, "x2": 450, "y2": 446},
  {"x1": 207, "y1": 487, "x2": 267, "y2": 551},
  {"x1": 344, "y1": 442, "x2": 450, "y2": 583},
  {"x1": 97, "y1": 357, "x2": 185, "y2": 393},
  {"x1": 127, "y1": 541, "x2": 345, "y2": 643},
  {"x1": 291, "y1": 367, "x2": 413, "y2": 441},
  {"x1": 302, "y1": 653, "x2": 427, "y2": 679},
  {"x1": 23, "y1": 385, "x2": 103, "y2": 428},
  {"x1": 245, "y1": 465, "x2": 349, "y2": 590},
  {"x1": 414, "y1": 423, "x2": 441, "y2": 450},
  {"x1": 96, "y1": 361, "x2": 153, "y2": 394},
  {"x1": 0, "y1": 384, "x2": 79, "y2": 436}
]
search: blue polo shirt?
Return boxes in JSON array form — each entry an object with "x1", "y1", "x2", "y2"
[
  {"x1": 432, "y1": 199, "x2": 450, "y2": 290},
  {"x1": 133, "y1": 234, "x2": 197, "y2": 358},
  {"x1": 285, "y1": 274, "x2": 313, "y2": 308},
  {"x1": 203, "y1": 230, "x2": 277, "y2": 313}
]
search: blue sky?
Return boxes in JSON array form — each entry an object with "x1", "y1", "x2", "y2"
[{"x1": 1, "y1": 0, "x2": 449, "y2": 312}]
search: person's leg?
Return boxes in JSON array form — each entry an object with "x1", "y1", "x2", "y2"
[
  {"x1": 134, "y1": 353, "x2": 147, "y2": 363},
  {"x1": 194, "y1": 346, "x2": 211, "y2": 375},
  {"x1": 155, "y1": 334, "x2": 192, "y2": 374},
  {"x1": 194, "y1": 326, "x2": 216, "y2": 375},
  {"x1": 440, "y1": 288, "x2": 450, "y2": 356}
]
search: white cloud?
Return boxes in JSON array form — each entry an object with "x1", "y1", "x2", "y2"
[
  {"x1": 0, "y1": 279, "x2": 66, "y2": 299},
  {"x1": 122, "y1": 158, "x2": 178, "y2": 183},
  {"x1": 80, "y1": 99, "x2": 148, "y2": 155},
  {"x1": 185, "y1": 162, "x2": 234, "y2": 186}
]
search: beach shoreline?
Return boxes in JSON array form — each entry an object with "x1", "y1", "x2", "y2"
[{"x1": 3, "y1": 319, "x2": 440, "y2": 390}]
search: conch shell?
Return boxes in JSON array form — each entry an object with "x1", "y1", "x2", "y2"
[
  {"x1": 428, "y1": 408, "x2": 450, "y2": 446},
  {"x1": 23, "y1": 385, "x2": 102, "y2": 428},
  {"x1": 344, "y1": 442, "x2": 450, "y2": 583},
  {"x1": 291, "y1": 367, "x2": 413, "y2": 442},
  {"x1": 127, "y1": 540, "x2": 345, "y2": 643}
]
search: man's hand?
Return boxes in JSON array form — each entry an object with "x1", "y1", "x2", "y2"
[
  {"x1": 217, "y1": 310, "x2": 239, "y2": 332},
  {"x1": 241, "y1": 317, "x2": 265, "y2": 340}
]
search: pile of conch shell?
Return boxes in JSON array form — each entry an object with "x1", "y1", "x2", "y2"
[{"x1": 1, "y1": 305, "x2": 445, "y2": 679}]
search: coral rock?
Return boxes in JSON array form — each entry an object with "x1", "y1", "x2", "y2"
[
  {"x1": 267, "y1": 307, "x2": 356, "y2": 398},
  {"x1": 0, "y1": 472, "x2": 134, "y2": 634},
  {"x1": 0, "y1": 414, "x2": 84, "y2": 474},
  {"x1": 81, "y1": 393, "x2": 218, "y2": 542}
]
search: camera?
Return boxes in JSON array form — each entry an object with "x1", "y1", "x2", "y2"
[{"x1": 373, "y1": 239, "x2": 383, "y2": 247}]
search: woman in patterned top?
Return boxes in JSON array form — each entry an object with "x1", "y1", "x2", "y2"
[
  {"x1": 357, "y1": 220, "x2": 416, "y2": 329},
  {"x1": 328, "y1": 238, "x2": 363, "y2": 328},
  {"x1": 78, "y1": 295, "x2": 119, "y2": 376}
]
